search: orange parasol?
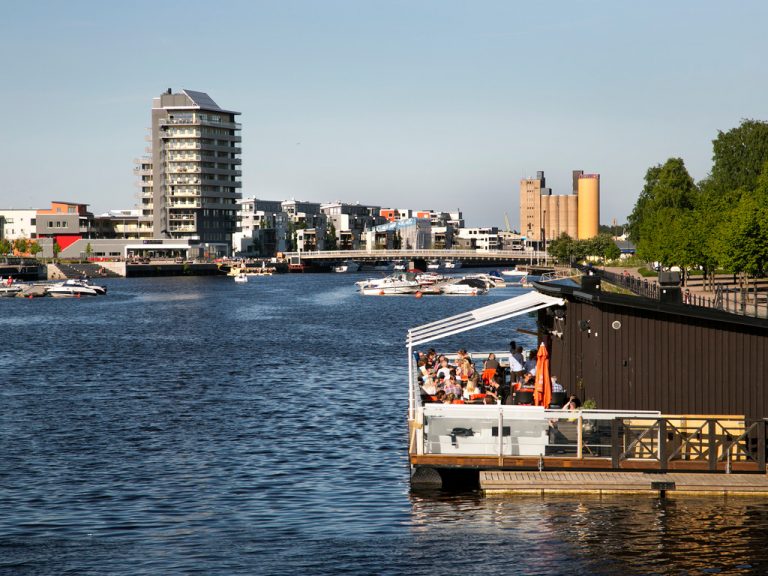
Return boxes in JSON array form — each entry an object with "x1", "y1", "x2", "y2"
[{"x1": 534, "y1": 342, "x2": 552, "y2": 407}]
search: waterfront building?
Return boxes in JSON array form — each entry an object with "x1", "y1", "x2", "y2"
[
  {"x1": 366, "y1": 217, "x2": 431, "y2": 250},
  {"x1": 95, "y1": 210, "x2": 142, "y2": 239},
  {"x1": 453, "y1": 227, "x2": 500, "y2": 252},
  {"x1": 0, "y1": 208, "x2": 38, "y2": 241},
  {"x1": 136, "y1": 89, "x2": 242, "y2": 258},
  {"x1": 321, "y1": 201, "x2": 382, "y2": 250},
  {"x1": 519, "y1": 170, "x2": 599, "y2": 246}
]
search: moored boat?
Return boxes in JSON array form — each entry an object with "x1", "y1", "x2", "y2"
[{"x1": 333, "y1": 260, "x2": 360, "y2": 273}]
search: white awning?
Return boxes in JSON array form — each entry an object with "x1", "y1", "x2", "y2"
[{"x1": 406, "y1": 291, "x2": 565, "y2": 348}]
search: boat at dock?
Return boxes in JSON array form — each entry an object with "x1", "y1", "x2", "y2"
[
  {"x1": 358, "y1": 272, "x2": 421, "y2": 295},
  {"x1": 333, "y1": 260, "x2": 360, "y2": 273},
  {"x1": 500, "y1": 266, "x2": 527, "y2": 278}
]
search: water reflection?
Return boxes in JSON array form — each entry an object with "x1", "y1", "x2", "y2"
[{"x1": 409, "y1": 491, "x2": 768, "y2": 574}]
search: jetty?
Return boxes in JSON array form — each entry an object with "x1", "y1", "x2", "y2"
[{"x1": 481, "y1": 471, "x2": 768, "y2": 496}]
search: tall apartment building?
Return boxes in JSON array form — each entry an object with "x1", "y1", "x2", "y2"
[
  {"x1": 519, "y1": 170, "x2": 599, "y2": 245},
  {"x1": 136, "y1": 89, "x2": 242, "y2": 257}
]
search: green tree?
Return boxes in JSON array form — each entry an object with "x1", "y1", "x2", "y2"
[
  {"x1": 28, "y1": 241, "x2": 42, "y2": 258},
  {"x1": 713, "y1": 167, "x2": 768, "y2": 285},
  {"x1": 85, "y1": 242, "x2": 93, "y2": 259},
  {"x1": 13, "y1": 237, "x2": 29, "y2": 255},
  {"x1": 708, "y1": 119, "x2": 768, "y2": 197},
  {"x1": 0, "y1": 238, "x2": 11, "y2": 255},
  {"x1": 546, "y1": 232, "x2": 576, "y2": 265},
  {"x1": 324, "y1": 222, "x2": 338, "y2": 251},
  {"x1": 627, "y1": 158, "x2": 699, "y2": 267},
  {"x1": 52, "y1": 241, "x2": 61, "y2": 261}
]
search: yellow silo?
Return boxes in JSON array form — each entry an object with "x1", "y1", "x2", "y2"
[{"x1": 577, "y1": 174, "x2": 600, "y2": 239}]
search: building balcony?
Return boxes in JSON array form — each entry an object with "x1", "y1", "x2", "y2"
[
  {"x1": 201, "y1": 154, "x2": 241, "y2": 164},
  {"x1": 159, "y1": 118, "x2": 241, "y2": 130}
]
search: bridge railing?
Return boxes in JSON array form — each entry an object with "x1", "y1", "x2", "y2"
[{"x1": 283, "y1": 248, "x2": 551, "y2": 261}]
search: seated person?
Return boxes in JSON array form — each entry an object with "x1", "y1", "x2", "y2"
[
  {"x1": 482, "y1": 352, "x2": 500, "y2": 383},
  {"x1": 551, "y1": 376, "x2": 565, "y2": 394}
]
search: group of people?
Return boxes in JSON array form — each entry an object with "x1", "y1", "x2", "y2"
[{"x1": 416, "y1": 342, "x2": 579, "y2": 409}]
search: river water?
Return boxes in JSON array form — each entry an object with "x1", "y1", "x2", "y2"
[{"x1": 2, "y1": 273, "x2": 767, "y2": 575}]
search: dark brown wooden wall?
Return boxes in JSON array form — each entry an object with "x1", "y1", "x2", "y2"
[{"x1": 543, "y1": 300, "x2": 768, "y2": 419}]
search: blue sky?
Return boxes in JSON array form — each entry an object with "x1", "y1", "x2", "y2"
[{"x1": 1, "y1": 0, "x2": 766, "y2": 229}]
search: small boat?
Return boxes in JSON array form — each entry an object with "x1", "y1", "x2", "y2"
[
  {"x1": 0, "y1": 285, "x2": 23, "y2": 298},
  {"x1": 333, "y1": 260, "x2": 360, "y2": 273},
  {"x1": 443, "y1": 260, "x2": 462, "y2": 270},
  {"x1": 371, "y1": 260, "x2": 395, "y2": 272},
  {"x1": 47, "y1": 283, "x2": 100, "y2": 298},
  {"x1": 463, "y1": 273, "x2": 506, "y2": 289},
  {"x1": 500, "y1": 267, "x2": 527, "y2": 278},
  {"x1": 357, "y1": 273, "x2": 421, "y2": 296},
  {"x1": 426, "y1": 259, "x2": 442, "y2": 271},
  {"x1": 63, "y1": 278, "x2": 107, "y2": 295},
  {"x1": 392, "y1": 260, "x2": 408, "y2": 271},
  {"x1": 234, "y1": 273, "x2": 248, "y2": 283},
  {"x1": 439, "y1": 277, "x2": 488, "y2": 296}
]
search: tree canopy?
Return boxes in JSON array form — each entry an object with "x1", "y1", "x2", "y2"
[{"x1": 626, "y1": 119, "x2": 768, "y2": 281}]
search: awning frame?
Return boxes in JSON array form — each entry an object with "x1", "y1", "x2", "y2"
[{"x1": 406, "y1": 290, "x2": 566, "y2": 419}]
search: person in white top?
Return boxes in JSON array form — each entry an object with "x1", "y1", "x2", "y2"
[
  {"x1": 509, "y1": 346, "x2": 525, "y2": 383},
  {"x1": 524, "y1": 350, "x2": 537, "y2": 377}
]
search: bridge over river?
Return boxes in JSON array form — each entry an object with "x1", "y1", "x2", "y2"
[{"x1": 282, "y1": 249, "x2": 553, "y2": 269}]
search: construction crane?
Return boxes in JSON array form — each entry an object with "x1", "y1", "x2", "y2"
[{"x1": 504, "y1": 213, "x2": 512, "y2": 233}]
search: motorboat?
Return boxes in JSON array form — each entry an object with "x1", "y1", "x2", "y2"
[
  {"x1": 47, "y1": 282, "x2": 100, "y2": 298},
  {"x1": 333, "y1": 260, "x2": 360, "y2": 273},
  {"x1": 439, "y1": 277, "x2": 488, "y2": 296},
  {"x1": 357, "y1": 273, "x2": 421, "y2": 295},
  {"x1": 426, "y1": 259, "x2": 442, "y2": 271},
  {"x1": 234, "y1": 273, "x2": 248, "y2": 283},
  {"x1": 500, "y1": 267, "x2": 527, "y2": 278},
  {"x1": 63, "y1": 278, "x2": 107, "y2": 295},
  {"x1": 0, "y1": 284, "x2": 23, "y2": 297},
  {"x1": 443, "y1": 260, "x2": 462, "y2": 270},
  {"x1": 463, "y1": 272, "x2": 506, "y2": 289},
  {"x1": 392, "y1": 260, "x2": 408, "y2": 271}
]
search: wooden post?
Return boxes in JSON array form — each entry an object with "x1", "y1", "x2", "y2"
[
  {"x1": 611, "y1": 418, "x2": 621, "y2": 469},
  {"x1": 658, "y1": 418, "x2": 668, "y2": 471},
  {"x1": 708, "y1": 419, "x2": 717, "y2": 472},
  {"x1": 577, "y1": 415, "x2": 583, "y2": 459},
  {"x1": 759, "y1": 420, "x2": 766, "y2": 472}
]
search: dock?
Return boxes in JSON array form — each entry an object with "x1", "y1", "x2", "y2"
[{"x1": 481, "y1": 470, "x2": 768, "y2": 496}]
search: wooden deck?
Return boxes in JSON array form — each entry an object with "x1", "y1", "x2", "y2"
[{"x1": 481, "y1": 470, "x2": 768, "y2": 496}]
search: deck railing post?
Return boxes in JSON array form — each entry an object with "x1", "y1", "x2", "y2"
[
  {"x1": 759, "y1": 420, "x2": 767, "y2": 472},
  {"x1": 577, "y1": 415, "x2": 583, "y2": 459},
  {"x1": 658, "y1": 418, "x2": 668, "y2": 471},
  {"x1": 708, "y1": 419, "x2": 717, "y2": 472},
  {"x1": 611, "y1": 418, "x2": 621, "y2": 469}
]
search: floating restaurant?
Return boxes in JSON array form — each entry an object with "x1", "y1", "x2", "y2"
[{"x1": 406, "y1": 272, "x2": 768, "y2": 494}]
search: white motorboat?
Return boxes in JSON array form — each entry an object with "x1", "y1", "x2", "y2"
[
  {"x1": 500, "y1": 267, "x2": 527, "y2": 278},
  {"x1": 443, "y1": 260, "x2": 462, "y2": 270},
  {"x1": 333, "y1": 260, "x2": 360, "y2": 273},
  {"x1": 62, "y1": 278, "x2": 107, "y2": 295},
  {"x1": 0, "y1": 285, "x2": 23, "y2": 297},
  {"x1": 357, "y1": 273, "x2": 421, "y2": 295},
  {"x1": 392, "y1": 260, "x2": 408, "y2": 271},
  {"x1": 439, "y1": 277, "x2": 488, "y2": 296},
  {"x1": 463, "y1": 273, "x2": 506, "y2": 289},
  {"x1": 501, "y1": 266, "x2": 528, "y2": 278},
  {"x1": 234, "y1": 273, "x2": 248, "y2": 283},
  {"x1": 426, "y1": 259, "x2": 442, "y2": 271},
  {"x1": 47, "y1": 282, "x2": 100, "y2": 298}
]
